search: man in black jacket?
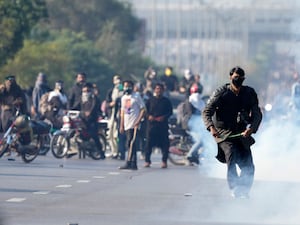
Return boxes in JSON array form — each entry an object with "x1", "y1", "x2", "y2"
[
  {"x1": 144, "y1": 83, "x2": 173, "y2": 168},
  {"x1": 79, "y1": 83, "x2": 105, "y2": 159},
  {"x1": 68, "y1": 72, "x2": 86, "y2": 110},
  {"x1": 202, "y1": 66, "x2": 262, "y2": 198},
  {"x1": 0, "y1": 75, "x2": 27, "y2": 132}
]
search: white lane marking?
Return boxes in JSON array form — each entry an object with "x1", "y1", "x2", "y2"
[
  {"x1": 56, "y1": 184, "x2": 72, "y2": 188},
  {"x1": 6, "y1": 198, "x2": 26, "y2": 202},
  {"x1": 108, "y1": 172, "x2": 120, "y2": 175},
  {"x1": 93, "y1": 176, "x2": 105, "y2": 179},
  {"x1": 33, "y1": 191, "x2": 50, "y2": 195},
  {"x1": 76, "y1": 180, "x2": 90, "y2": 183}
]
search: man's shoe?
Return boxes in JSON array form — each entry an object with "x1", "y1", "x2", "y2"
[
  {"x1": 112, "y1": 155, "x2": 119, "y2": 159},
  {"x1": 161, "y1": 162, "x2": 167, "y2": 169},
  {"x1": 66, "y1": 152, "x2": 77, "y2": 158},
  {"x1": 119, "y1": 162, "x2": 132, "y2": 170},
  {"x1": 231, "y1": 188, "x2": 249, "y2": 199},
  {"x1": 131, "y1": 163, "x2": 138, "y2": 170},
  {"x1": 144, "y1": 162, "x2": 151, "y2": 168},
  {"x1": 187, "y1": 156, "x2": 199, "y2": 165}
]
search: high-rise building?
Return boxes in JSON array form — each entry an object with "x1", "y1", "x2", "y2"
[{"x1": 123, "y1": 0, "x2": 300, "y2": 88}]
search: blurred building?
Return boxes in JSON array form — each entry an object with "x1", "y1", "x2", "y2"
[{"x1": 122, "y1": 0, "x2": 300, "y2": 89}]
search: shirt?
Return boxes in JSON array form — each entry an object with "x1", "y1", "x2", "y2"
[{"x1": 121, "y1": 92, "x2": 145, "y2": 131}]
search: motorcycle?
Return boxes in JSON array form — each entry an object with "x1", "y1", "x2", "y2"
[
  {"x1": 50, "y1": 110, "x2": 106, "y2": 160},
  {"x1": 168, "y1": 117, "x2": 203, "y2": 166},
  {"x1": 0, "y1": 112, "x2": 51, "y2": 163}
]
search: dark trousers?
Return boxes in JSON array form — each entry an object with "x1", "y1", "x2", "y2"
[
  {"x1": 0, "y1": 109, "x2": 14, "y2": 132},
  {"x1": 145, "y1": 127, "x2": 169, "y2": 163},
  {"x1": 87, "y1": 123, "x2": 105, "y2": 157},
  {"x1": 218, "y1": 139, "x2": 255, "y2": 194},
  {"x1": 118, "y1": 132, "x2": 126, "y2": 159},
  {"x1": 125, "y1": 128, "x2": 138, "y2": 164}
]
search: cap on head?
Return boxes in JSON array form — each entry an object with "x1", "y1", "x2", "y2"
[{"x1": 5, "y1": 75, "x2": 15, "y2": 81}]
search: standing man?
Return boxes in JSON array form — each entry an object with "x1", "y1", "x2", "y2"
[
  {"x1": 144, "y1": 83, "x2": 173, "y2": 168},
  {"x1": 68, "y1": 72, "x2": 86, "y2": 110},
  {"x1": 105, "y1": 75, "x2": 123, "y2": 158},
  {"x1": 202, "y1": 66, "x2": 262, "y2": 198},
  {"x1": 119, "y1": 80, "x2": 145, "y2": 170},
  {"x1": 32, "y1": 72, "x2": 51, "y2": 119}
]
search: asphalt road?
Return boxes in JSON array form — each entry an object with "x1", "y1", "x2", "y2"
[{"x1": 0, "y1": 153, "x2": 299, "y2": 225}]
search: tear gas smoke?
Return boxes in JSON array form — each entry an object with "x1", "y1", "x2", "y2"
[{"x1": 194, "y1": 103, "x2": 300, "y2": 224}]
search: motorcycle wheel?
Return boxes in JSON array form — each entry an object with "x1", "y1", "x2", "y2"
[
  {"x1": 168, "y1": 138, "x2": 188, "y2": 166},
  {"x1": 21, "y1": 137, "x2": 40, "y2": 163},
  {"x1": 0, "y1": 137, "x2": 10, "y2": 158},
  {"x1": 38, "y1": 134, "x2": 51, "y2": 155},
  {"x1": 87, "y1": 139, "x2": 102, "y2": 160},
  {"x1": 51, "y1": 133, "x2": 69, "y2": 158}
]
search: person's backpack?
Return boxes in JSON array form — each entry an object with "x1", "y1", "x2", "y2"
[{"x1": 39, "y1": 92, "x2": 51, "y2": 116}]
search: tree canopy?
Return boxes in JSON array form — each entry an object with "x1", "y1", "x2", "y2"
[
  {"x1": 0, "y1": 0, "x2": 154, "y2": 95},
  {"x1": 0, "y1": 0, "x2": 47, "y2": 67}
]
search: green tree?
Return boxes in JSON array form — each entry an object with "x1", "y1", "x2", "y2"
[
  {"x1": 45, "y1": 0, "x2": 140, "y2": 41},
  {"x1": 0, "y1": 0, "x2": 47, "y2": 67},
  {"x1": 44, "y1": 0, "x2": 151, "y2": 79},
  {"x1": 0, "y1": 29, "x2": 114, "y2": 92}
]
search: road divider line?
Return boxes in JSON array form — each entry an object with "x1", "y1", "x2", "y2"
[
  {"x1": 6, "y1": 198, "x2": 26, "y2": 202},
  {"x1": 77, "y1": 180, "x2": 90, "y2": 183},
  {"x1": 93, "y1": 176, "x2": 105, "y2": 179},
  {"x1": 33, "y1": 191, "x2": 50, "y2": 195},
  {"x1": 108, "y1": 172, "x2": 120, "y2": 175},
  {"x1": 56, "y1": 184, "x2": 72, "y2": 188}
]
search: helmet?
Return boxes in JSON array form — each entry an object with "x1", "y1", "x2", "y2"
[{"x1": 189, "y1": 83, "x2": 200, "y2": 94}]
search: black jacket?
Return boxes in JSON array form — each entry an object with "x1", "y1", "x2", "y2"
[
  {"x1": 68, "y1": 82, "x2": 85, "y2": 110},
  {"x1": 146, "y1": 95, "x2": 173, "y2": 131},
  {"x1": 202, "y1": 84, "x2": 262, "y2": 144},
  {"x1": 80, "y1": 95, "x2": 101, "y2": 125}
]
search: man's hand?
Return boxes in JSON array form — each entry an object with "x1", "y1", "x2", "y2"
[
  {"x1": 155, "y1": 116, "x2": 164, "y2": 122},
  {"x1": 210, "y1": 126, "x2": 219, "y2": 138},
  {"x1": 119, "y1": 126, "x2": 124, "y2": 134},
  {"x1": 241, "y1": 127, "x2": 253, "y2": 137},
  {"x1": 0, "y1": 84, "x2": 5, "y2": 92},
  {"x1": 148, "y1": 115, "x2": 154, "y2": 121}
]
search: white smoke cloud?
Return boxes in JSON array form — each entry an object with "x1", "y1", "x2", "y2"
[{"x1": 199, "y1": 108, "x2": 300, "y2": 224}]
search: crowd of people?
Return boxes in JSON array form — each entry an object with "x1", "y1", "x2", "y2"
[
  {"x1": 7, "y1": 65, "x2": 295, "y2": 199},
  {"x1": 0, "y1": 66, "x2": 207, "y2": 168}
]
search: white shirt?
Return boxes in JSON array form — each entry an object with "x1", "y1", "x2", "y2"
[{"x1": 121, "y1": 92, "x2": 145, "y2": 131}]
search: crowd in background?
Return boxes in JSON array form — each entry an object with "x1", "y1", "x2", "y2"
[{"x1": 0, "y1": 66, "x2": 208, "y2": 167}]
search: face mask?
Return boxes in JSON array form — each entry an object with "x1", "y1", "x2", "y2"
[
  {"x1": 232, "y1": 76, "x2": 244, "y2": 88},
  {"x1": 123, "y1": 87, "x2": 133, "y2": 95},
  {"x1": 82, "y1": 92, "x2": 92, "y2": 102}
]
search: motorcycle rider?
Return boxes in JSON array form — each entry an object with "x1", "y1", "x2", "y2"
[
  {"x1": 45, "y1": 80, "x2": 68, "y2": 129},
  {"x1": 0, "y1": 75, "x2": 27, "y2": 132},
  {"x1": 79, "y1": 82, "x2": 105, "y2": 159}
]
